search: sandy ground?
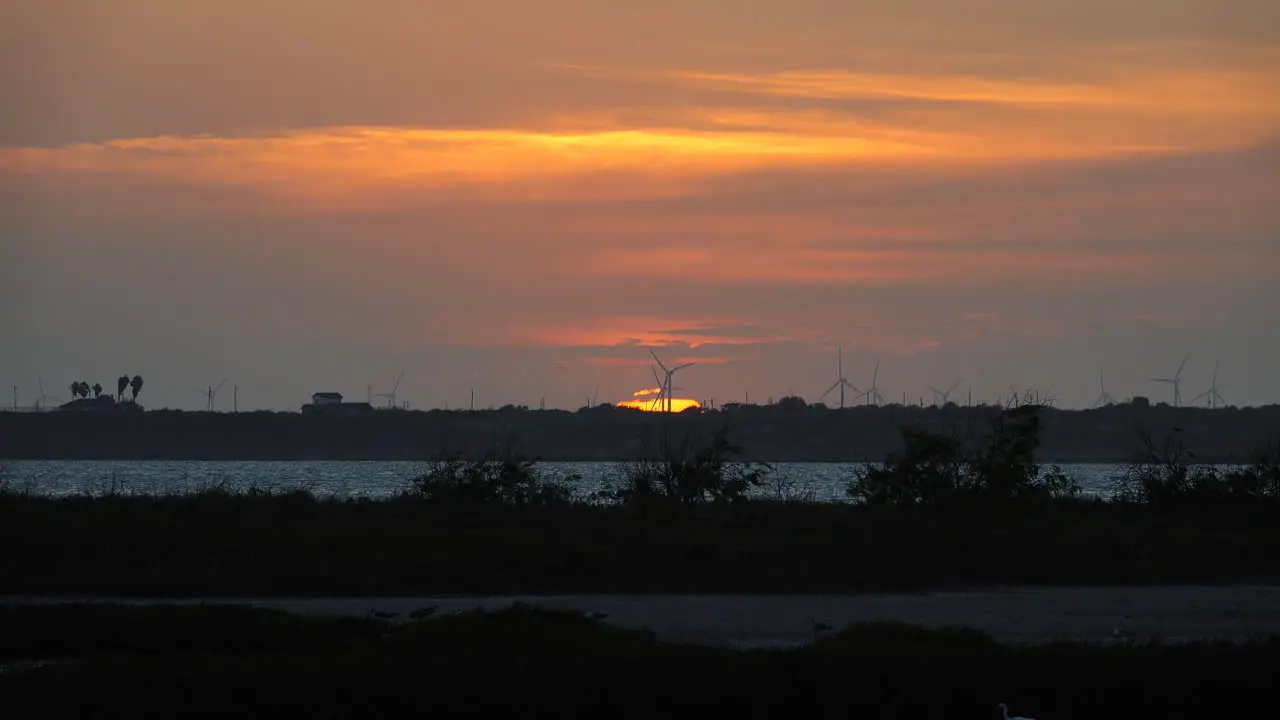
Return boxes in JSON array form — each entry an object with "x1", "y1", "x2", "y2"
[{"x1": 6, "y1": 586, "x2": 1280, "y2": 648}]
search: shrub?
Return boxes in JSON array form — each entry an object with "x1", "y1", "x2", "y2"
[
  {"x1": 607, "y1": 424, "x2": 771, "y2": 505},
  {"x1": 847, "y1": 403, "x2": 1080, "y2": 506},
  {"x1": 408, "y1": 451, "x2": 576, "y2": 506},
  {"x1": 1117, "y1": 431, "x2": 1280, "y2": 504}
]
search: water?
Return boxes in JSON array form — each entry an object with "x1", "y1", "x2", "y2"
[{"x1": 0, "y1": 460, "x2": 1151, "y2": 501}]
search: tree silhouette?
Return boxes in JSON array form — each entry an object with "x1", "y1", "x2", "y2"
[
  {"x1": 69, "y1": 381, "x2": 90, "y2": 399},
  {"x1": 117, "y1": 375, "x2": 130, "y2": 401},
  {"x1": 92, "y1": 383, "x2": 102, "y2": 398},
  {"x1": 130, "y1": 375, "x2": 144, "y2": 402}
]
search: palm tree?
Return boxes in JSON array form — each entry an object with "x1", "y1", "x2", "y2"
[
  {"x1": 117, "y1": 375, "x2": 130, "y2": 401},
  {"x1": 92, "y1": 383, "x2": 103, "y2": 398},
  {"x1": 130, "y1": 375, "x2": 144, "y2": 402}
]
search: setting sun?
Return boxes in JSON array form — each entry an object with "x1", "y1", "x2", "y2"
[{"x1": 616, "y1": 398, "x2": 703, "y2": 412}]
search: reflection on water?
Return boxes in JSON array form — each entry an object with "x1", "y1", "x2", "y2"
[{"x1": 0, "y1": 459, "x2": 1154, "y2": 502}]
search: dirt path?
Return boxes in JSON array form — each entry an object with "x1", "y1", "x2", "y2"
[{"x1": 7, "y1": 586, "x2": 1280, "y2": 648}]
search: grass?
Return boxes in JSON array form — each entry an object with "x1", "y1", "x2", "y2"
[
  {"x1": 1, "y1": 603, "x2": 1277, "y2": 717},
  {"x1": 3, "y1": 486, "x2": 1279, "y2": 595}
]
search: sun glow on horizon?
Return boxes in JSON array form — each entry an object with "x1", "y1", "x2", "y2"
[{"x1": 616, "y1": 397, "x2": 703, "y2": 412}]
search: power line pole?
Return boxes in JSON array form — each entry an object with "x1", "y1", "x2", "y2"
[{"x1": 11, "y1": 385, "x2": 16, "y2": 410}]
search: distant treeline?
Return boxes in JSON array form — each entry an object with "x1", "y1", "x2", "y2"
[{"x1": 2, "y1": 402, "x2": 1278, "y2": 462}]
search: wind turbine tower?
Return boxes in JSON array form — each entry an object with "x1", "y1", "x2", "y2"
[
  {"x1": 375, "y1": 372, "x2": 405, "y2": 410},
  {"x1": 649, "y1": 349, "x2": 695, "y2": 413},
  {"x1": 198, "y1": 379, "x2": 228, "y2": 411},
  {"x1": 860, "y1": 360, "x2": 886, "y2": 406},
  {"x1": 819, "y1": 344, "x2": 860, "y2": 409},
  {"x1": 1151, "y1": 353, "x2": 1190, "y2": 407},
  {"x1": 35, "y1": 376, "x2": 60, "y2": 412},
  {"x1": 1092, "y1": 368, "x2": 1116, "y2": 408},
  {"x1": 1191, "y1": 360, "x2": 1227, "y2": 409}
]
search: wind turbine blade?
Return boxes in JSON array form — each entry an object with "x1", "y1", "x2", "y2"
[
  {"x1": 648, "y1": 349, "x2": 669, "y2": 372},
  {"x1": 214, "y1": 379, "x2": 228, "y2": 394},
  {"x1": 1175, "y1": 353, "x2": 1190, "y2": 378},
  {"x1": 820, "y1": 381, "x2": 840, "y2": 400}
]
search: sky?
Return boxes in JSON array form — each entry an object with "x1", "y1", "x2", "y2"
[{"x1": 2, "y1": 0, "x2": 1278, "y2": 412}]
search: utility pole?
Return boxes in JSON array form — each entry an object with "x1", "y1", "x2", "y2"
[
  {"x1": 233, "y1": 386, "x2": 238, "y2": 413},
  {"x1": 470, "y1": 387, "x2": 475, "y2": 411},
  {"x1": 11, "y1": 385, "x2": 16, "y2": 410}
]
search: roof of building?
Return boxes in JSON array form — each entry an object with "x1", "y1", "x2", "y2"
[{"x1": 311, "y1": 392, "x2": 343, "y2": 399}]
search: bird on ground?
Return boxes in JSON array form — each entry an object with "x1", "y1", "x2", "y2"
[
  {"x1": 809, "y1": 619, "x2": 834, "y2": 642},
  {"x1": 409, "y1": 606, "x2": 438, "y2": 619},
  {"x1": 997, "y1": 702, "x2": 1035, "y2": 720}
]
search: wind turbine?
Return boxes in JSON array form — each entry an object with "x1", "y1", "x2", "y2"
[
  {"x1": 34, "y1": 376, "x2": 61, "y2": 412},
  {"x1": 1151, "y1": 353, "x2": 1190, "y2": 407},
  {"x1": 647, "y1": 366, "x2": 668, "y2": 411},
  {"x1": 649, "y1": 349, "x2": 695, "y2": 413},
  {"x1": 1092, "y1": 368, "x2": 1116, "y2": 408},
  {"x1": 375, "y1": 372, "x2": 405, "y2": 409},
  {"x1": 818, "y1": 344, "x2": 860, "y2": 409},
  {"x1": 1190, "y1": 359, "x2": 1226, "y2": 409},
  {"x1": 928, "y1": 379, "x2": 963, "y2": 407},
  {"x1": 197, "y1": 379, "x2": 228, "y2": 411},
  {"x1": 858, "y1": 360, "x2": 885, "y2": 406}
]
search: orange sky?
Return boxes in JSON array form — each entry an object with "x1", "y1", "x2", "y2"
[{"x1": 1, "y1": 1, "x2": 1277, "y2": 410}]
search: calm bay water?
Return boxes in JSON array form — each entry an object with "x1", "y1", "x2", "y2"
[{"x1": 0, "y1": 460, "x2": 1148, "y2": 501}]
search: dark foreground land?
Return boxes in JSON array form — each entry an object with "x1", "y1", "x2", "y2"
[
  {"x1": 15, "y1": 586, "x2": 1280, "y2": 647},
  {"x1": 2, "y1": 603, "x2": 1278, "y2": 718},
  {"x1": 4, "y1": 401, "x2": 1279, "y2": 461},
  {"x1": 4, "y1": 490, "x2": 1279, "y2": 596}
]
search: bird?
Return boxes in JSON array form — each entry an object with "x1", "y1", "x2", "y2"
[
  {"x1": 997, "y1": 702, "x2": 1035, "y2": 720},
  {"x1": 409, "y1": 606, "x2": 438, "y2": 619},
  {"x1": 809, "y1": 619, "x2": 834, "y2": 642},
  {"x1": 368, "y1": 609, "x2": 399, "y2": 620}
]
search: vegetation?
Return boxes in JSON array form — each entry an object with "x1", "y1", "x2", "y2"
[
  {"x1": 61, "y1": 374, "x2": 144, "y2": 404},
  {"x1": 1, "y1": 603, "x2": 1277, "y2": 717},
  {"x1": 408, "y1": 449, "x2": 576, "y2": 506},
  {"x1": 848, "y1": 403, "x2": 1081, "y2": 505},
  {"x1": 605, "y1": 423, "x2": 772, "y2": 504},
  {"x1": 1116, "y1": 429, "x2": 1280, "y2": 504},
  {"x1": 2, "y1": 405, "x2": 1278, "y2": 595}
]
